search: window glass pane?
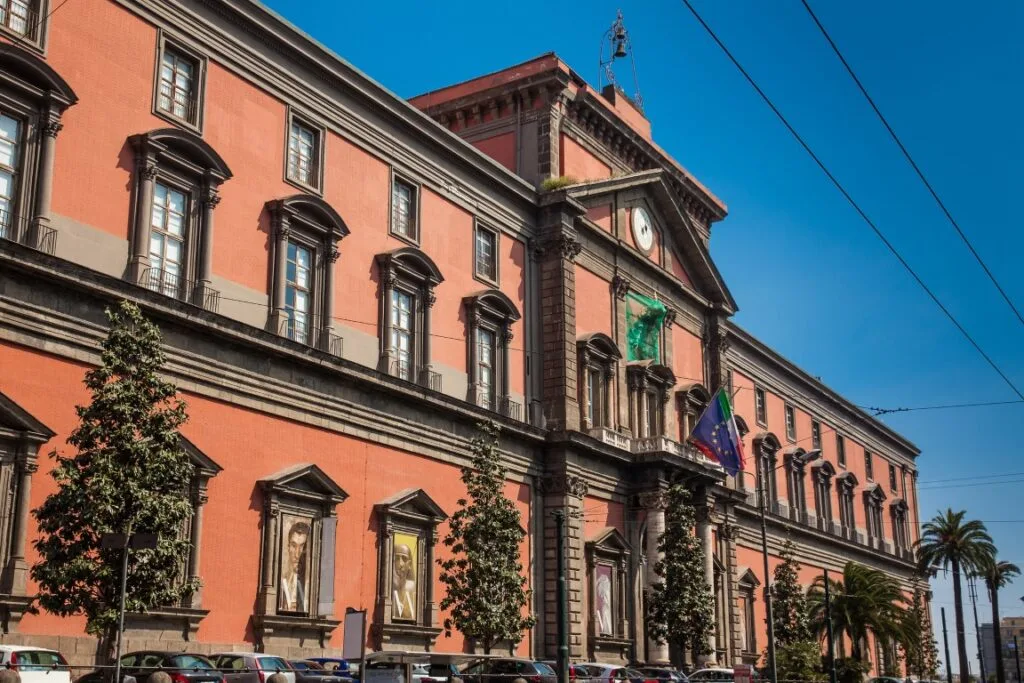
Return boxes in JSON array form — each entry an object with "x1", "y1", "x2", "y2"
[
  {"x1": 392, "y1": 181, "x2": 414, "y2": 237},
  {"x1": 0, "y1": 114, "x2": 18, "y2": 168},
  {"x1": 159, "y1": 48, "x2": 196, "y2": 121},
  {"x1": 475, "y1": 228, "x2": 496, "y2": 280}
]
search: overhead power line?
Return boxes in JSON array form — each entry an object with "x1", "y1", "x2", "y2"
[
  {"x1": 677, "y1": 0, "x2": 1024, "y2": 403},
  {"x1": 799, "y1": 0, "x2": 1024, "y2": 330},
  {"x1": 862, "y1": 399, "x2": 1024, "y2": 416}
]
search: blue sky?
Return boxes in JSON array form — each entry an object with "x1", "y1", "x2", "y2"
[{"x1": 263, "y1": 0, "x2": 1024, "y2": 674}]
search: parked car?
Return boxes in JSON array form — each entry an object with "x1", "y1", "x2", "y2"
[
  {"x1": 576, "y1": 664, "x2": 653, "y2": 683},
  {"x1": 305, "y1": 660, "x2": 352, "y2": 679},
  {"x1": 412, "y1": 663, "x2": 462, "y2": 683},
  {"x1": 212, "y1": 653, "x2": 295, "y2": 683},
  {"x1": 687, "y1": 669, "x2": 738, "y2": 683},
  {"x1": 289, "y1": 661, "x2": 345, "y2": 683},
  {"x1": 76, "y1": 652, "x2": 224, "y2": 683},
  {"x1": 636, "y1": 668, "x2": 686, "y2": 683},
  {"x1": 459, "y1": 658, "x2": 556, "y2": 683},
  {"x1": 0, "y1": 646, "x2": 71, "y2": 683},
  {"x1": 539, "y1": 663, "x2": 591, "y2": 682}
]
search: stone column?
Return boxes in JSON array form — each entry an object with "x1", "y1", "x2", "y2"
[
  {"x1": 540, "y1": 471, "x2": 588, "y2": 660},
  {"x1": 500, "y1": 326, "x2": 513, "y2": 411},
  {"x1": 30, "y1": 113, "x2": 62, "y2": 246},
  {"x1": 130, "y1": 159, "x2": 158, "y2": 283},
  {"x1": 3, "y1": 451, "x2": 37, "y2": 595},
  {"x1": 696, "y1": 494, "x2": 717, "y2": 666},
  {"x1": 703, "y1": 309, "x2": 731, "y2": 392},
  {"x1": 419, "y1": 285, "x2": 435, "y2": 386},
  {"x1": 270, "y1": 218, "x2": 291, "y2": 334},
  {"x1": 637, "y1": 379, "x2": 649, "y2": 439},
  {"x1": 258, "y1": 499, "x2": 279, "y2": 615},
  {"x1": 187, "y1": 481, "x2": 209, "y2": 608},
  {"x1": 320, "y1": 245, "x2": 339, "y2": 350},
  {"x1": 612, "y1": 274, "x2": 631, "y2": 434},
  {"x1": 640, "y1": 490, "x2": 669, "y2": 665},
  {"x1": 196, "y1": 182, "x2": 219, "y2": 307},
  {"x1": 424, "y1": 528, "x2": 438, "y2": 628},
  {"x1": 720, "y1": 516, "x2": 743, "y2": 665}
]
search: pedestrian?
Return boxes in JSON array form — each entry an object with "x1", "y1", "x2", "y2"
[
  {"x1": 0, "y1": 668, "x2": 19, "y2": 683},
  {"x1": 147, "y1": 672, "x2": 172, "y2": 683}
]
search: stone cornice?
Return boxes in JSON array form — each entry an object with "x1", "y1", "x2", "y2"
[{"x1": 726, "y1": 323, "x2": 920, "y2": 464}]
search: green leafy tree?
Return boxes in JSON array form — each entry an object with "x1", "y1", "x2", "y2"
[
  {"x1": 916, "y1": 510, "x2": 995, "y2": 683},
  {"x1": 438, "y1": 421, "x2": 535, "y2": 653},
  {"x1": 977, "y1": 557, "x2": 1020, "y2": 683},
  {"x1": 30, "y1": 301, "x2": 197, "y2": 663},
  {"x1": 901, "y1": 582, "x2": 940, "y2": 679},
  {"x1": 776, "y1": 641, "x2": 826, "y2": 683},
  {"x1": 646, "y1": 484, "x2": 715, "y2": 660},
  {"x1": 807, "y1": 562, "x2": 906, "y2": 675},
  {"x1": 772, "y1": 539, "x2": 812, "y2": 647}
]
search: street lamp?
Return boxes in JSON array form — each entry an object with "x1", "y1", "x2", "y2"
[{"x1": 758, "y1": 447, "x2": 821, "y2": 683}]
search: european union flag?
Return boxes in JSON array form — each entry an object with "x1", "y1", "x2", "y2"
[{"x1": 689, "y1": 388, "x2": 746, "y2": 476}]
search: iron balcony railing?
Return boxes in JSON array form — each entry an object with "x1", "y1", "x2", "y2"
[
  {"x1": 278, "y1": 314, "x2": 343, "y2": 357},
  {"x1": 470, "y1": 387, "x2": 522, "y2": 421},
  {"x1": 0, "y1": 211, "x2": 57, "y2": 255},
  {"x1": 138, "y1": 265, "x2": 220, "y2": 313},
  {"x1": 387, "y1": 357, "x2": 443, "y2": 392}
]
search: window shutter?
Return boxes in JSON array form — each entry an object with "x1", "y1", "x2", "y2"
[{"x1": 318, "y1": 516, "x2": 337, "y2": 616}]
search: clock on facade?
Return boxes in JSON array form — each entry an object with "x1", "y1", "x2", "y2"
[{"x1": 631, "y1": 206, "x2": 654, "y2": 253}]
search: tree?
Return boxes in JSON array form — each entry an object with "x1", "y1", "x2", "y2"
[
  {"x1": 438, "y1": 420, "x2": 535, "y2": 653},
  {"x1": 977, "y1": 557, "x2": 1020, "y2": 683},
  {"x1": 916, "y1": 510, "x2": 995, "y2": 683},
  {"x1": 901, "y1": 582, "x2": 940, "y2": 680},
  {"x1": 30, "y1": 301, "x2": 197, "y2": 663},
  {"x1": 807, "y1": 562, "x2": 906, "y2": 672},
  {"x1": 772, "y1": 539, "x2": 812, "y2": 647},
  {"x1": 776, "y1": 641, "x2": 826, "y2": 683},
  {"x1": 646, "y1": 484, "x2": 715, "y2": 661}
]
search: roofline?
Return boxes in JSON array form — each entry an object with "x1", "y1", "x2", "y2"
[
  {"x1": 226, "y1": 0, "x2": 538, "y2": 207},
  {"x1": 408, "y1": 52, "x2": 562, "y2": 107},
  {"x1": 726, "y1": 323, "x2": 920, "y2": 458}
]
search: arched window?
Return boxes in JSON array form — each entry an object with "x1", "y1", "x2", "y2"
[
  {"x1": 577, "y1": 333, "x2": 621, "y2": 431},
  {"x1": 811, "y1": 459, "x2": 836, "y2": 531},
  {"x1": 675, "y1": 382, "x2": 711, "y2": 442},
  {"x1": 0, "y1": 44, "x2": 77, "y2": 254},
  {"x1": 376, "y1": 247, "x2": 444, "y2": 388},
  {"x1": 836, "y1": 471, "x2": 858, "y2": 540},
  {"x1": 128, "y1": 128, "x2": 232, "y2": 311},
  {"x1": 863, "y1": 483, "x2": 887, "y2": 549},
  {"x1": 752, "y1": 432, "x2": 781, "y2": 510},
  {"x1": 464, "y1": 289, "x2": 521, "y2": 418},
  {"x1": 626, "y1": 360, "x2": 675, "y2": 439},
  {"x1": 267, "y1": 194, "x2": 349, "y2": 353},
  {"x1": 783, "y1": 447, "x2": 810, "y2": 522},
  {"x1": 890, "y1": 498, "x2": 910, "y2": 556}
]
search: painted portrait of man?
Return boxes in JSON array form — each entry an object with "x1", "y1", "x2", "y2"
[
  {"x1": 279, "y1": 515, "x2": 311, "y2": 613},
  {"x1": 391, "y1": 532, "x2": 418, "y2": 621}
]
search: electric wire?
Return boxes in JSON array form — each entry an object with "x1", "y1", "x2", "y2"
[
  {"x1": 676, "y1": 0, "x2": 1024, "y2": 403},
  {"x1": 799, "y1": 0, "x2": 1024, "y2": 330},
  {"x1": 0, "y1": 0, "x2": 74, "y2": 58}
]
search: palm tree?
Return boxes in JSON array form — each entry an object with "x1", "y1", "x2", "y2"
[
  {"x1": 977, "y1": 557, "x2": 1021, "y2": 683},
  {"x1": 916, "y1": 509, "x2": 995, "y2": 683},
  {"x1": 808, "y1": 562, "x2": 906, "y2": 673}
]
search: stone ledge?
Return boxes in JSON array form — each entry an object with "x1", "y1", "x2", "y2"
[
  {"x1": 124, "y1": 606, "x2": 209, "y2": 642},
  {"x1": 252, "y1": 614, "x2": 341, "y2": 650},
  {"x1": 372, "y1": 622, "x2": 443, "y2": 652},
  {"x1": 0, "y1": 594, "x2": 33, "y2": 633}
]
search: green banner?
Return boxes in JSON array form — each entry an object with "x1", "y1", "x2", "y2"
[{"x1": 625, "y1": 292, "x2": 667, "y2": 361}]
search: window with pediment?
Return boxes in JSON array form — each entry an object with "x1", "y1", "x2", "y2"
[
  {"x1": 0, "y1": 44, "x2": 76, "y2": 255},
  {"x1": 586, "y1": 527, "x2": 631, "y2": 654},
  {"x1": 577, "y1": 333, "x2": 620, "y2": 431},
  {"x1": 267, "y1": 194, "x2": 349, "y2": 354},
  {"x1": 376, "y1": 247, "x2": 444, "y2": 390},
  {"x1": 0, "y1": 390, "x2": 53, "y2": 628},
  {"x1": 752, "y1": 433, "x2": 781, "y2": 509},
  {"x1": 863, "y1": 484, "x2": 886, "y2": 548},
  {"x1": 254, "y1": 464, "x2": 347, "y2": 649},
  {"x1": 465, "y1": 290, "x2": 521, "y2": 419},
  {"x1": 784, "y1": 448, "x2": 810, "y2": 520},
  {"x1": 890, "y1": 499, "x2": 910, "y2": 554},
  {"x1": 811, "y1": 459, "x2": 835, "y2": 529},
  {"x1": 372, "y1": 488, "x2": 446, "y2": 651},
  {"x1": 836, "y1": 472, "x2": 858, "y2": 540},
  {"x1": 128, "y1": 128, "x2": 231, "y2": 311},
  {"x1": 736, "y1": 567, "x2": 760, "y2": 658},
  {"x1": 626, "y1": 361, "x2": 674, "y2": 439},
  {"x1": 676, "y1": 383, "x2": 710, "y2": 442}
]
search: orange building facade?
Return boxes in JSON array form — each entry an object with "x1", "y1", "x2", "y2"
[{"x1": 0, "y1": 0, "x2": 923, "y2": 672}]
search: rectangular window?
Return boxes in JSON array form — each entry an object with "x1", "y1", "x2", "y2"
[
  {"x1": 148, "y1": 182, "x2": 188, "y2": 297},
  {"x1": 287, "y1": 119, "x2": 320, "y2": 189},
  {"x1": 785, "y1": 404, "x2": 796, "y2": 441},
  {"x1": 474, "y1": 224, "x2": 498, "y2": 283},
  {"x1": 740, "y1": 592, "x2": 756, "y2": 653},
  {"x1": 587, "y1": 366, "x2": 602, "y2": 427},
  {"x1": 390, "y1": 289, "x2": 414, "y2": 380},
  {"x1": 646, "y1": 390, "x2": 660, "y2": 437},
  {"x1": 284, "y1": 241, "x2": 313, "y2": 343},
  {"x1": 0, "y1": 0, "x2": 33, "y2": 39},
  {"x1": 158, "y1": 47, "x2": 198, "y2": 124},
  {"x1": 811, "y1": 420, "x2": 821, "y2": 450},
  {"x1": 836, "y1": 434, "x2": 846, "y2": 467},
  {"x1": 0, "y1": 113, "x2": 20, "y2": 237},
  {"x1": 865, "y1": 450, "x2": 873, "y2": 481},
  {"x1": 476, "y1": 327, "x2": 496, "y2": 410},
  {"x1": 391, "y1": 178, "x2": 417, "y2": 241},
  {"x1": 889, "y1": 463, "x2": 897, "y2": 491},
  {"x1": 754, "y1": 387, "x2": 767, "y2": 425}
]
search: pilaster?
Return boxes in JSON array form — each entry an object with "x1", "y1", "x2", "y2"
[
  {"x1": 704, "y1": 309, "x2": 731, "y2": 392},
  {"x1": 540, "y1": 470, "x2": 589, "y2": 661},
  {"x1": 639, "y1": 489, "x2": 669, "y2": 665},
  {"x1": 720, "y1": 514, "x2": 743, "y2": 665}
]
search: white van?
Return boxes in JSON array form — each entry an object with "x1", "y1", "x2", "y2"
[{"x1": 0, "y1": 646, "x2": 72, "y2": 683}]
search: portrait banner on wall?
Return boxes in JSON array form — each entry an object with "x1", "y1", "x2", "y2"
[
  {"x1": 279, "y1": 513, "x2": 313, "y2": 613},
  {"x1": 594, "y1": 564, "x2": 613, "y2": 636},
  {"x1": 391, "y1": 531, "x2": 419, "y2": 621}
]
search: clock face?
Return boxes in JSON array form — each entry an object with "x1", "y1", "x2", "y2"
[{"x1": 631, "y1": 206, "x2": 655, "y2": 253}]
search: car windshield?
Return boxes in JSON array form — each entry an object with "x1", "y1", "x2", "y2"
[
  {"x1": 171, "y1": 656, "x2": 215, "y2": 670},
  {"x1": 625, "y1": 670, "x2": 644, "y2": 678},
  {"x1": 13, "y1": 651, "x2": 68, "y2": 671},
  {"x1": 534, "y1": 663, "x2": 556, "y2": 676}
]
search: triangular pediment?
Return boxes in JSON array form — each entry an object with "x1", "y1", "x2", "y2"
[
  {"x1": 0, "y1": 390, "x2": 55, "y2": 444},
  {"x1": 375, "y1": 488, "x2": 447, "y2": 523},
  {"x1": 737, "y1": 566, "x2": 761, "y2": 587},
  {"x1": 178, "y1": 434, "x2": 223, "y2": 479},
  {"x1": 587, "y1": 526, "x2": 631, "y2": 555},
  {"x1": 568, "y1": 171, "x2": 736, "y2": 311},
  {"x1": 259, "y1": 463, "x2": 348, "y2": 505}
]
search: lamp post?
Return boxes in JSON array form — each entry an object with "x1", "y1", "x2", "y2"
[
  {"x1": 824, "y1": 567, "x2": 838, "y2": 683},
  {"x1": 968, "y1": 578, "x2": 986, "y2": 683},
  {"x1": 553, "y1": 510, "x2": 569, "y2": 683},
  {"x1": 757, "y1": 447, "x2": 821, "y2": 683},
  {"x1": 102, "y1": 531, "x2": 157, "y2": 683}
]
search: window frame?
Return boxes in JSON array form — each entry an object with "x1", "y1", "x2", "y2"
[
  {"x1": 811, "y1": 420, "x2": 821, "y2": 450},
  {"x1": 151, "y1": 31, "x2": 207, "y2": 133},
  {"x1": 283, "y1": 107, "x2": 326, "y2": 194},
  {"x1": 784, "y1": 404, "x2": 796, "y2": 442},
  {"x1": 388, "y1": 172, "x2": 420, "y2": 245},
  {"x1": 465, "y1": 289, "x2": 521, "y2": 418},
  {"x1": 377, "y1": 247, "x2": 445, "y2": 389},
  {"x1": 577, "y1": 333, "x2": 620, "y2": 432},
  {"x1": 888, "y1": 463, "x2": 897, "y2": 492},
  {"x1": 585, "y1": 527, "x2": 631, "y2": 642},
  {"x1": 626, "y1": 361, "x2": 675, "y2": 439},
  {"x1": 836, "y1": 434, "x2": 846, "y2": 468},
  {"x1": 282, "y1": 232, "x2": 320, "y2": 347},
  {"x1": 472, "y1": 220, "x2": 500, "y2": 286},
  {"x1": 0, "y1": 0, "x2": 49, "y2": 52},
  {"x1": 145, "y1": 174, "x2": 196, "y2": 300},
  {"x1": 754, "y1": 386, "x2": 767, "y2": 426},
  {"x1": 865, "y1": 450, "x2": 874, "y2": 481}
]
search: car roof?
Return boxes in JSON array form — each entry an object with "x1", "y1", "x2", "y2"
[{"x1": 0, "y1": 646, "x2": 61, "y2": 653}]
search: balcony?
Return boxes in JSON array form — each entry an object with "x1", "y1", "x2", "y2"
[
  {"x1": 0, "y1": 211, "x2": 56, "y2": 255},
  {"x1": 139, "y1": 266, "x2": 221, "y2": 313},
  {"x1": 632, "y1": 435, "x2": 725, "y2": 471},
  {"x1": 470, "y1": 387, "x2": 523, "y2": 421},
  {"x1": 277, "y1": 315, "x2": 343, "y2": 357},
  {"x1": 387, "y1": 358, "x2": 442, "y2": 392},
  {"x1": 587, "y1": 426, "x2": 632, "y2": 450}
]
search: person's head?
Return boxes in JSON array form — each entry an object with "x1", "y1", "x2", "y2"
[
  {"x1": 0, "y1": 668, "x2": 20, "y2": 683},
  {"x1": 147, "y1": 672, "x2": 172, "y2": 683},
  {"x1": 267, "y1": 674, "x2": 289, "y2": 683},
  {"x1": 287, "y1": 521, "x2": 310, "y2": 575},
  {"x1": 394, "y1": 543, "x2": 413, "y2": 585}
]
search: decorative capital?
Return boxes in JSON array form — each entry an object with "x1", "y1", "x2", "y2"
[
  {"x1": 41, "y1": 120, "x2": 63, "y2": 138},
  {"x1": 202, "y1": 190, "x2": 221, "y2": 210},
  {"x1": 500, "y1": 327, "x2": 514, "y2": 347},
  {"x1": 557, "y1": 235, "x2": 583, "y2": 262},
  {"x1": 140, "y1": 163, "x2": 159, "y2": 181},
  {"x1": 638, "y1": 490, "x2": 667, "y2": 510},
  {"x1": 539, "y1": 473, "x2": 588, "y2": 498},
  {"x1": 663, "y1": 309, "x2": 678, "y2": 328},
  {"x1": 328, "y1": 247, "x2": 341, "y2": 263},
  {"x1": 694, "y1": 502, "x2": 716, "y2": 525},
  {"x1": 264, "y1": 499, "x2": 281, "y2": 519},
  {"x1": 21, "y1": 461, "x2": 39, "y2": 475},
  {"x1": 611, "y1": 274, "x2": 630, "y2": 300},
  {"x1": 720, "y1": 520, "x2": 739, "y2": 541},
  {"x1": 424, "y1": 288, "x2": 437, "y2": 308}
]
